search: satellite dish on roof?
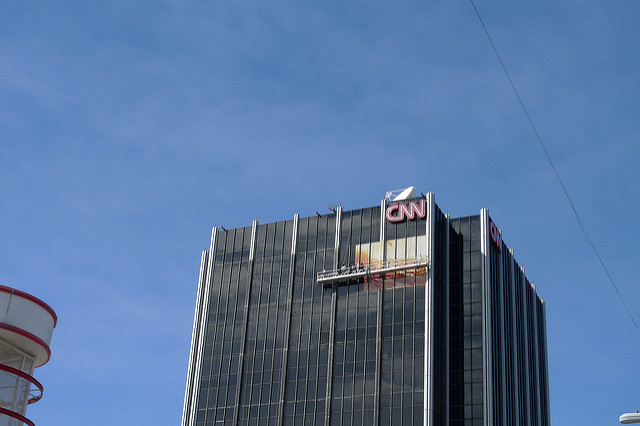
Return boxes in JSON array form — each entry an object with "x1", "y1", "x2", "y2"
[
  {"x1": 385, "y1": 186, "x2": 415, "y2": 201},
  {"x1": 394, "y1": 186, "x2": 415, "y2": 201}
]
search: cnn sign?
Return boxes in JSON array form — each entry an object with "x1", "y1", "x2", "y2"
[
  {"x1": 489, "y1": 219, "x2": 502, "y2": 252},
  {"x1": 386, "y1": 199, "x2": 426, "y2": 223}
]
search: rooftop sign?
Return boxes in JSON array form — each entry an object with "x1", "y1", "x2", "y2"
[
  {"x1": 386, "y1": 199, "x2": 426, "y2": 223},
  {"x1": 489, "y1": 219, "x2": 502, "y2": 252}
]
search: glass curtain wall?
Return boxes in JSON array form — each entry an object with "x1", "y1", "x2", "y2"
[
  {"x1": 196, "y1": 225, "x2": 254, "y2": 425},
  {"x1": 329, "y1": 207, "x2": 379, "y2": 426},
  {"x1": 449, "y1": 215, "x2": 483, "y2": 426},
  {"x1": 283, "y1": 213, "x2": 336, "y2": 425},
  {"x1": 378, "y1": 203, "x2": 425, "y2": 426}
]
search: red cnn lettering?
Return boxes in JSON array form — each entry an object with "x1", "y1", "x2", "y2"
[
  {"x1": 411, "y1": 199, "x2": 426, "y2": 219},
  {"x1": 385, "y1": 204, "x2": 402, "y2": 222},
  {"x1": 489, "y1": 220, "x2": 502, "y2": 252}
]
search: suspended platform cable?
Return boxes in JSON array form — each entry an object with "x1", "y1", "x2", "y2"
[{"x1": 469, "y1": 0, "x2": 640, "y2": 333}]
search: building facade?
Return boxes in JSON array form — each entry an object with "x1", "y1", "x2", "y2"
[
  {"x1": 0, "y1": 285, "x2": 56, "y2": 426},
  {"x1": 182, "y1": 191, "x2": 550, "y2": 426}
]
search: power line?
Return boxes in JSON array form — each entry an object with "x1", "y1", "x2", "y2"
[{"x1": 468, "y1": 0, "x2": 640, "y2": 334}]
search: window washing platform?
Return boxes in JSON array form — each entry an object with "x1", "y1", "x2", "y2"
[{"x1": 317, "y1": 257, "x2": 430, "y2": 287}]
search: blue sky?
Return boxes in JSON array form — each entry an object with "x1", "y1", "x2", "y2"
[{"x1": 1, "y1": 1, "x2": 638, "y2": 424}]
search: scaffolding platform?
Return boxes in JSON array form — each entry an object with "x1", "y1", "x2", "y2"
[{"x1": 317, "y1": 257, "x2": 429, "y2": 287}]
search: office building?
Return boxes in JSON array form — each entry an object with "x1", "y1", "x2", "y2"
[{"x1": 182, "y1": 189, "x2": 550, "y2": 425}]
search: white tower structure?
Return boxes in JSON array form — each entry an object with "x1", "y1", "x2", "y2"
[{"x1": 0, "y1": 286, "x2": 56, "y2": 426}]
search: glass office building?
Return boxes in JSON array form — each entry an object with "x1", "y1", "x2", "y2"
[{"x1": 182, "y1": 191, "x2": 550, "y2": 426}]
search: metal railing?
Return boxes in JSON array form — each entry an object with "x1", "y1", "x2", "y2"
[{"x1": 317, "y1": 257, "x2": 429, "y2": 286}]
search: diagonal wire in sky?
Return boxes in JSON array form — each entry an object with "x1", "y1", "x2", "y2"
[{"x1": 468, "y1": 0, "x2": 640, "y2": 334}]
